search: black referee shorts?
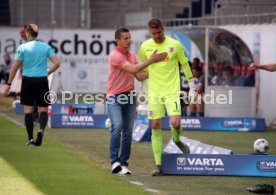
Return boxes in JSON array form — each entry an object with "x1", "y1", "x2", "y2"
[{"x1": 20, "y1": 76, "x2": 50, "y2": 107}]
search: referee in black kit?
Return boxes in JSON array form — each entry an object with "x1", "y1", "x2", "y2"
[{"x1": 4, "y1": 24, "x2": 60, "y2": 146}]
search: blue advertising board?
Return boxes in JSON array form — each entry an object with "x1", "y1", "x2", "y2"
[
  {"x1": 15, "y1": 103, "x2": 96, "y2": 115},
  {"x1": 50, "y1": 114, "x2": 109, "y2": 128},
  {"x1": 162, "y1": 154, "x2": 276, "y2": 177},
  {"x1": 16, "y1": 103, "x2": 265, "y2": 131},
  {"x1": 161, "y1": 116, "x2": 265, "y2": 132},
  {"x1": 49, "y1": 114, "x2": 265, "y2": 131},
  {"x1": 15, "y1": 102, "x2": 24, "y2": 114},
  {"x1": 51, "y1": 103, "x2": 95, "y2": 114},
  {"x1": 132, "y1": 122, "x2": 151, "y2": 142}
]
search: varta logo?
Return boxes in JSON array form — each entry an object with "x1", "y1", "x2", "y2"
[
  {"x1": 188, "y1": 158, "x2": 224, "y2": 166},
  {"x1": 178, "y1": 158, "x2": 224, "y2": 166},
  {"x1": 62, "y1": 115, "x2": 68, "y2": 121},
  {"x1": 181, "y1": 119, "x2": 200, "y2": 125},
  {"x1": 223, "y1": 120, "x2": 243, "y2": 127},
  {"x1": 266, "y1": 161, "x2": 276, "y2": 166},
  {"x1": 68, "y1": 116, "x2": 94, "y2": 122},
  {"x1": 257, "y1": 161, "x2": 276, "y2": 171},
  {"x1": 177, "y1": 157, "x2": 186, "y2": 165}
]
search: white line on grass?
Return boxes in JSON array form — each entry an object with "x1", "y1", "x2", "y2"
[
  {"x1": 129, "y1": 181, "x2": 144, "y2": 186},
  {"x1": 145, "y1": 188, "x2": 160, "y2": 193},
  {"x1": 0, "y1": 113, "x2": 25, "y2": 128},
  {"x1": 0, "y1": 155, "x2": 44, "y2": 194},
  {"x1": 0, "y1": 113, "x2": 162, "y2": 193},
  {"x1": 129, "y1": 180, "x2": 160, "y2": 193}
]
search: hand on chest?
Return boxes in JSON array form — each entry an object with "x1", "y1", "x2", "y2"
[{"x1": 146, "y1": 47, "x2": 176, "y2": 62}]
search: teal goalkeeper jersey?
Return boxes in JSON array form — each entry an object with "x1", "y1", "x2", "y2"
[{"x1": 139, "y1": 36, "x2": 193, "y2": 96}]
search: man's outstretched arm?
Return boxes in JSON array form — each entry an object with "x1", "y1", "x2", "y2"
[{"x1": 250, "y1": 63, "x2": 276, "y2": 72}]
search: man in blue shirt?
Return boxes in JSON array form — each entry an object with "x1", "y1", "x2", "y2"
[
  {"x1": 4, "y1": 24, "x2": 60, "y2": 146},
  {"x1": 0, "y1": 54, "x2": 12, "y2": 84}
]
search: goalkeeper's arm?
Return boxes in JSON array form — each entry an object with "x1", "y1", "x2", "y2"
[
  {"x1": 180, "y1": 61, "x2": 197, "y2": 103},
  {"x1": 180, "y1": 61, "x2": 195, "y2": 86}
]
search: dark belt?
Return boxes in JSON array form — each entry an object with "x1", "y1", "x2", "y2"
[{"x1": 114, "y1": 91, "x2": 136, "y2": 95}]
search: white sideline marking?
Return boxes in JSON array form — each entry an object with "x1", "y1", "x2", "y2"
[
  {"x1": 0, "y1": 157, "x2": 44, "y2": 195},
  {"x1": 145, "y1": 188, "x2": 160, "y2": 193},
  {"x1": 129, "y1": 181, "x2": 144, "y2": 186},
  {"x1": 0, "y1": 113, "x2": 25, "y2": 128},
  {"x1": 0, "y1": 113, "x2": 163, "y2": 193},
  {"x1": 129, "y1": 180, "x2": 160, "y2": 193}
]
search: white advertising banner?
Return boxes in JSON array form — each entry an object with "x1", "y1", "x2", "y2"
[
  {"x1": 0, "y1": 28, "x2": 153, "y2": 94},
  {"x1": 0, "y1": 27, "x2": 204, "y2": 94},
  {"x1": 0, "y1": 28, "x2": 118, "y2": 93}
]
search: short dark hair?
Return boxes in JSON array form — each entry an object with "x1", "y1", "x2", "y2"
[
  {"x1": 223, "y1": 66, "x2": 234, "y2": 75},
  {"x1": 193, "y1": 57, "x2": 200, "y2": 64},
  {"x1": 192, "y1": 65, "x2": 202, "y2": 73},
  {"x1": 115, "y1": 27, "x2": 129, "y2": 40},
  {"x1": 26, "y1": 24, "x2": 38, "y2": 37},
  {"x1": 148, "y1": 18, "x2": 163, "y2": 29}
]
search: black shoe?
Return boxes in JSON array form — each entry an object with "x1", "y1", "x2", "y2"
[
  {"x1": 174, "y1": 140, "x2": 190, "y2": 154},
  {"x1": 26, "y1": 139, "x2": 35, "y2": 146},
  {"x1": 34, "y1": 131, "x2": 43, "y2": 146},
  {"x1": 151, "y1": 165, "x2": 162, "y2": 176},
  {"x1": 246, "y1": 184, "x2": 275, "y2": 194}
]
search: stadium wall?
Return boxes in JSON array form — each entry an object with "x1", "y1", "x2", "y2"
[{"x1": 220, "y1": 24, "x2": 276, "y2": 126}]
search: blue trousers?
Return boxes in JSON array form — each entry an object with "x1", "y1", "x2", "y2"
[{"x1": 107, "y1": 94, "x2": 136, "y2": 167}]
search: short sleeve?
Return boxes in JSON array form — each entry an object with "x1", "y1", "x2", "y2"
[
  {"x1": 15, "y1": 45, "x2": 23, "y2": 61},
  {"x1": 109, "y1": 52, "x2": 127, "y2": 69},
  {"x1": 198, "y1": 75, "x2": 205, "y2": 86},
  {"x1": 129, "y1": 52, "x2": 138, "y2": 65},
  {"x1": 48, "y1": 45, "x2": 55, "y2": 57}
]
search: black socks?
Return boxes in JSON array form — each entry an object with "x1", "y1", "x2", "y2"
[
  {"x1": 25, "y1": 113, "x2": 34, "y2": 141},
  {"x1": 190, "y1": 112, "x2": 196, "y2": 116},
  {"x1": 25, "y1": 111, "x2": 48, "y2": 146},
  {"x1": 34, "y1": 112, "x2": 48, "y2": 146},
  {"x1": 39, "y1": 111, "x2": 48, "y2": 130},
  {"x1": 189, "y1": 112, "x2": 204, "y2": 117}
]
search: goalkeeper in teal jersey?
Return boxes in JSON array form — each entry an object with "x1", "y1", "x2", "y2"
[{"x1": 139, "y1": 18, "x2": 197, "y2": 176}]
